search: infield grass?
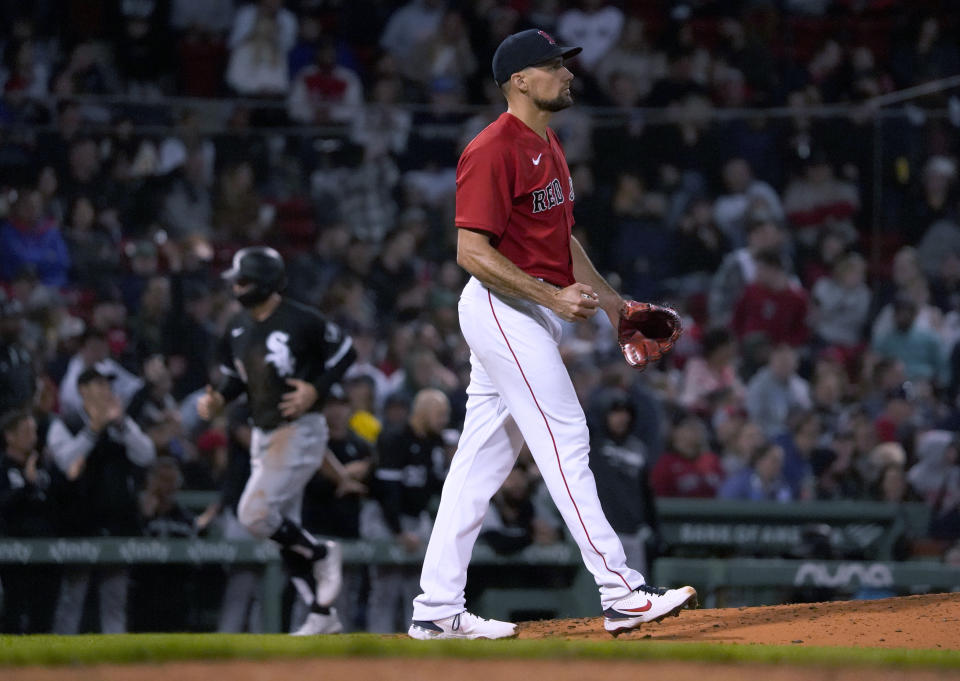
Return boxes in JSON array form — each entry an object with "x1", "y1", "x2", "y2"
[{"x1": 1, "y1": 634, "x2": 959, "y2": 669}]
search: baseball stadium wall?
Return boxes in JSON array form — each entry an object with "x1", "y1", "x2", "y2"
[{"x1": 1, "y1": 497, "x2": 957, "y2": 633}]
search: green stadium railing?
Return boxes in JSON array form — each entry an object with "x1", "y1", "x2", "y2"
[{"x1": 0, "y1": 498, "x2": 948, "y2": 631}]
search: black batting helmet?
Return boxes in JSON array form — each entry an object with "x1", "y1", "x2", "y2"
[{"x1": 223, "y1": 246, "x2": 286, "y2": 307}]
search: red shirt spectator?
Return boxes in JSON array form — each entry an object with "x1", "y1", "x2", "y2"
[
  {"x1": 650, "y1": 413, "x2": 724, "y2": 498},
  {"x1": 732, "y1": 250, "x2": 810, "y2": 347}
]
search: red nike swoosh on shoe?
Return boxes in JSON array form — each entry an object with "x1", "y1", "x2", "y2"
[{"x1": 619, "y1": 600, "x2": 652, "y2": 613}]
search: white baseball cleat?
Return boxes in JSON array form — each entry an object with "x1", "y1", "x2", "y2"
[
  {"x1": 603, "y1": 584, "x2": 698, "y2": 636},
  {"x1": 408, "y1": 611, "x2": 518, "y2": 640},
  {"x1": 313, "y1": 540, "x2": 342, "y2": 607},
  {"x1": 292, "y1": 608, "x2": 344, "y2": 635}
]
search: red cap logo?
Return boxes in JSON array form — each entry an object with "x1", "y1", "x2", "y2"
[{"x1": 537, "y1": 30, "x2": 556, "y2": 45}]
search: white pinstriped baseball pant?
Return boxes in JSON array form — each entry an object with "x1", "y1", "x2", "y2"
[{"x1": 412, "y1": 277, "x2": 644, "y2": 622}]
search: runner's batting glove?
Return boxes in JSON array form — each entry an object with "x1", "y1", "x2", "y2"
[{"x1": 617, "y1": 301, "x2": 682, "y2": 370}]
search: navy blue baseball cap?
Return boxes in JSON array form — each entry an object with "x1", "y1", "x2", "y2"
[{"x1": 492, "y1": 29, "x2": 582, "y2": 87}]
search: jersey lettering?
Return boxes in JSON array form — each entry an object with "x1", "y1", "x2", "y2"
[
  {"x1": 265, "y1": 331, "x2": 295, "y2": 377},
  {"x1": 531, "y1": 178, "x2": 565, "y2": 214}
]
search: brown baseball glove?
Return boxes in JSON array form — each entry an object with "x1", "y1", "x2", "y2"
[{"x1": 617, "y1": 301, "x2": 682, "y2": 370}]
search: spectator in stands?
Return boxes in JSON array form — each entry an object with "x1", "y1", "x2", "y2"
[
  {"x1": 732, "y1": 250, "x2": 810, "y2": 348},
  {"x1": 810, "y1": 362, "x2": 846, "y2": 439},
  {"x1": 669, "y1": 196, "x2": 729, "y2": 295},
  {"x1": 718, "y1": 441, "x2": 793, "y2": 502},
  {"x1": 213, "y1": 160, "x2": 272, "y2": 242},
  {"x1": 810, "y1": 252, "x2": 870, "y2": 352},
  {"x1": 229, "y1": 0, "x2": 297, "y2": 55},
  {"x1": 226, "y1": 11, "x2": 290, "y2": 96},
  {"x1": 379, "y1": 0, "x2": 445, "y2": 66},
  {"x1": 650, "y1": 411, "x2": 724, "y2": 498},
  {"x1": 48, "y1": 367, "x2": 156, "y2": 634},
  {"x1": 745, "y1": 343, "x2": 812, "y2": 439},
  {"x1": 678, "y1": 327, "x2": 744, "y2": 415},
  {"x1": 63, "y1": 195, "x2": 119, "y2": 294},
  {"x1": 712, "y1": 157, "x2": 784, "y2": 249},
  {"x1": 171, "y1": 0, "x2": 235, "y2": 35},
  {"x1": 873, "y1": 383, "x2": 916, "y2": 449},
  {"x1": 480, "y1": 464, "x2": 550, "y2": 555},
  {"x1": 128, "y1": 272, "x2": 171, "y2": 363},
  {"x1": 0, "y1": 409, "x2": 59, "y2": 633},
  {"x1": 131, "y1": 456, "x2": 196, "y2": 632},
  {"x1": 0, "y1": 295, "x2": 34, "y2": 415},
  {"x1": 407, "y1": 10, "x2": 476, "y2": 88},
  {"x1": 872, "y1": 293, "x2": 946, "y2": 385},
  {"x1": 783, "y1": 149, "x2": 859, "y2": 253},
  {"x1": 715, "y1": 415, "x2": 763, "y2": 477},
  {"x1": 160, "y1": 145, "x2": 213, "y2": 241},
  {"x1": 890, "y1": 15, "x2": 960, "y2": 90},
  {"x1": 127, "y1": 356, "x2": 185, "y2": 460},
  {"x1": 59, "y1": 329, "x2": 144, "y2": 420},
  {"x1": 595, "y1": 17, "x2": 664, "y2": 102},
  {"x1": 288, "y1": 37, "x2": 363, "y2": 125},
  {"x1": 351, "y1": 77, "x2": 412, "y2": 160},
  {"x1": 589, "y1": 391, "x2": 660, "y2": 575},
  {"x1": 556, "y1": 0, "x2": 623, "y2": 73},
  {"x1": 917, "y1": 222, "x2": 960, "y2": 286},
  {"x1": 50, "y1": 41, "x2": 116, "y2": 97},
  {"x1": 0, "y1": 185, "x2": 70, "y2": 288},
  {"x1": 908, "y1": 430, "x2": 960, "y2": 540},
  {"x1": 362, "y1": 388, "x2": 448, "y2": 633},
  {"x1": 708, "y1": 211, "x2": 787, "y2": 328},
  {"x1": 774, "y1": 410, "x2": 822, "y2": 500},
  {"x1": 112, "y1": 0, "x2": 172, "y2": 96},
  {"x1": 163, "y1": 274, "x2": 216, "y2": 401},
  {"x1": 299, "y1": 384, "x2": 371, "y2": 631},
  {"x1": 366, "y1": 227, "x2": 420, "y2": 319},
  {"x1": 905, "y1": 156, "x2": 959, "y2": 248},
  {"x1": 811, "y1": 426, "x2": 857, "y2": 500}
]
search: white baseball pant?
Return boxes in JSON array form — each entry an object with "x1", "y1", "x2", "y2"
[
  {"x1": 237, "y1": 412, "x2": 328, "y2": 538},
  {"x1": 412, "y1": 277, "x2": 644, "y2": 622}
]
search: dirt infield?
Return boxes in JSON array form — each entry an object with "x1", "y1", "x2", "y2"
[
  {"x1": 8, "y1": 659, "x2": 960, "y2": 681},
  {"x1": 6, "y1": 594, "x2": 960, "y2": 681},
  {"x1": 520, "y1": 592, "x2": 960, "y2": 648}
]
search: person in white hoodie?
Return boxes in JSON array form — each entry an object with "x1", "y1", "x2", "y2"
[{"x1": 908, "y1": 429, "x2": 960, "y2": 539}]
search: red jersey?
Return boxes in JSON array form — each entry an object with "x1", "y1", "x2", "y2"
[
  {"x1": 731, "y1": 282, "x2": 810, "y2": 347},
  {"x1": 455, "y1": 112, "x2": 575, "y2": 287}
]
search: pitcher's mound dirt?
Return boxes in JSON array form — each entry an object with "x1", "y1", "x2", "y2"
[
  {"x1": 519, "y1": 592, "x2": 960, "y2": 648},
  {"x1": 7, "y1": 594, "x2": 960, "y2": 681}
]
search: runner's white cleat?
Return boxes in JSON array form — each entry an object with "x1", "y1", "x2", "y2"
[
  {"x1": 408, "y1": 611, "x2": 518, "y2": 640},
  {"x1": 292, "y1": 608, "x2": 344, "y2": 635},
  {"x1": 604, "y1": 584, "x2": 698, "y2": 636}
]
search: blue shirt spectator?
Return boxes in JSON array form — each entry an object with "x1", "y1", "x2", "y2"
[
  {"x1": 719, "y1": 442, "x2": 793, "y2": 502},
  {"x1": 0, "y1": 189, "x2": 71, "y2": 288}
]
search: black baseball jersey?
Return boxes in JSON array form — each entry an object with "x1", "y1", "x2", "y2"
[
  {"x1": 373, "y1": 423, "x2": 445, "y2": 534},
  {"x1": 217, "y1": 298, "x2": 356, "y2": 430}
]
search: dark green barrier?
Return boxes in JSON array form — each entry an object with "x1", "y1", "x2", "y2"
[{"x1": 653, "y1": 557, "x2": 960, "y2": 608}]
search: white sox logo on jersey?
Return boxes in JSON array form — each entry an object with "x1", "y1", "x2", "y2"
[{"x1": 265, "y1": 331, "x2": 295, "y2": 377}]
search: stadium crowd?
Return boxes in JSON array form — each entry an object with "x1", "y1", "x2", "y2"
[{"x1": 2, "y1": 0, "x2": 960, "y2": 634}]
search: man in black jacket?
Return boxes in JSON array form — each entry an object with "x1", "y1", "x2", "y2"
[
  {"x1": 0, "y1": 409, "x2": 59, "y2": 633},
  {"x1": 363, "y1": 388, "x2": 449, "y2": 633},
  {"x1": 0, "y1": 295, "x2": 34, "y2": 416},
  {"x1": 589, "y1": 391, "x2": 661, "y2": 576},
  {"x1": 47, "y1": 367, "x2": 156, "y2": 633}
]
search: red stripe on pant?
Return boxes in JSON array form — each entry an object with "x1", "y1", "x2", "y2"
[{"x1": 487, "y1": 290, "x2": 633, "y2": 591}]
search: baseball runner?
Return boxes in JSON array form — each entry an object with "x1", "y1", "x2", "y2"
[
  {"x1": 197, "y1": 246, "x2": 357, "y2": 635},
  {"x1": 408, "y1": 29, "x2": 696, "y2": 640}
]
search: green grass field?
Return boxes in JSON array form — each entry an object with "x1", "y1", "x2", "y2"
[{"x1": 2, "y1": 634, "x2": 960, "y2": 670}]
